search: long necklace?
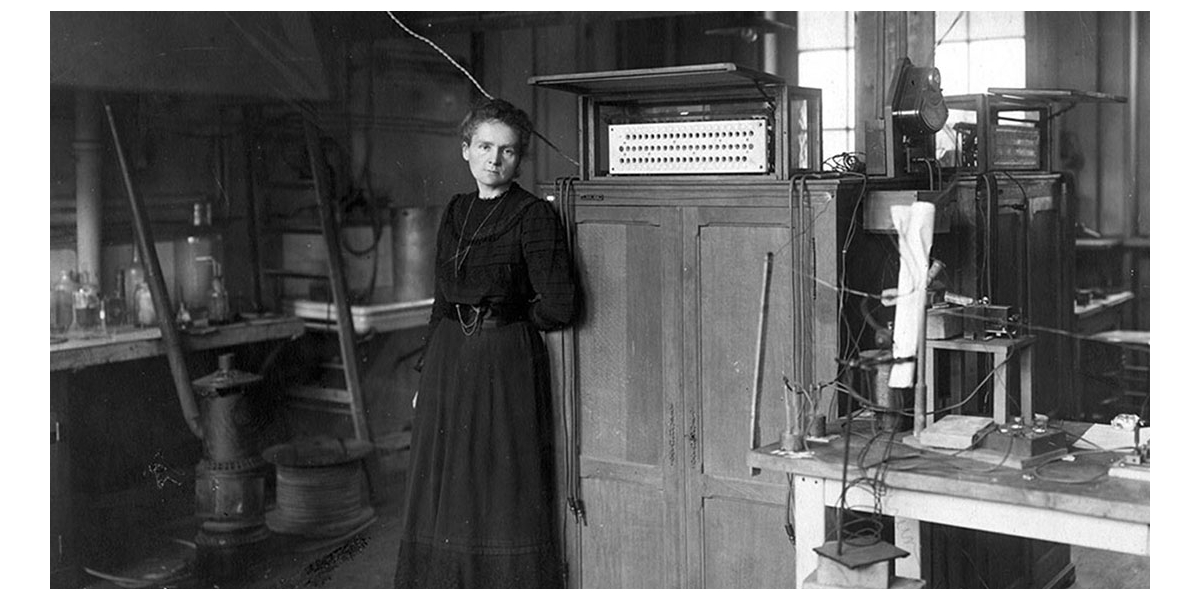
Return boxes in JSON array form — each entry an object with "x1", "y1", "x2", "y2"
[{"x1": 453, "y1": 190, "x2": 507, "y2": 275}]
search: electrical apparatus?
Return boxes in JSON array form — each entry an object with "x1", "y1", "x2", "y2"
[
  {"x1": 942, "y1": 88, "x2": 1126, "y2": 173},
  {"x1": 865, "y1": 58, "x2": 948, "y2": 178},
  {"x1": 529, "y1": 63, "x2": 823, "y2": 179}
]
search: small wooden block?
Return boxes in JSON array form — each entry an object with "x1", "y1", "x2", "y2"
[
  {"x1": 926, "y1": 306, "x2": 964, "y2": 339},
  {"x1": 802, "y1": 571, "x2": 926, "y2": 589}
]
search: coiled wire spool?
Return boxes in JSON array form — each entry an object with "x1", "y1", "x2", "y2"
[{"x1": 263, "y1": 437, "x2": 375, "y2": 538}]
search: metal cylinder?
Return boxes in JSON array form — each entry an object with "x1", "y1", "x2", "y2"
[
  {"x1": 192, "y1": 353, "x2": 269, "y2": 548},
  {"x1": 193, "y1": 353, "x2": 262, "y2": 463},
  {"x1": 391, "y1": 206, "x2": 442, "y2": 302},
  {"x1": 194, "y1": 459, "x2": 270, "y2": 548},
  {"x1": 74, "y1": 90, "x2": 103, "y2": 288}
]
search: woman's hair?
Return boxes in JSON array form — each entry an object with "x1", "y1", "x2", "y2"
[{"x1": 458, "y1": 98, "x2": 534, "y2": 160}]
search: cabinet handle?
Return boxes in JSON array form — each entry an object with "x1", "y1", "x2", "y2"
[{"x1": 667, "y1": 404, "x2": 676, "y2": 466}]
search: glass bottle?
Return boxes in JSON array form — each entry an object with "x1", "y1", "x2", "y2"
[
  {"x1": 125, "y1": 244, "x2": 146, "y2": 317},
  {"x1": 103, "y1": 269, "x2": 127, "y2": 329},
  {"x1": 175, "y1": 202, "x2": 222, "y2": 319},
  {"x1": 73, "y1": 271, "x2": 102, "y2": 332},
  {"x1": 134, "y1": 281, "x2": 157, "y2": 327},
  {"x1": 208, "y1": 275, "x2": 230, "y2": 324},
  {"x1": 50, "y1": 270, "x2": 78, "y2": 335}
]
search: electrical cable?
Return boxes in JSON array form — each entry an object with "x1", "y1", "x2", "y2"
[{"x1": 384, "y1": 11, "x2": 581, "y2": 169}]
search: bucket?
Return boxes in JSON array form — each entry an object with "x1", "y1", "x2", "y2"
[
  {"x1": 391, "y1": 206, "x2": 442, "y2": 303},
  {"x1": 858, "y1": 349, "x2": 901, "y2": 430}
]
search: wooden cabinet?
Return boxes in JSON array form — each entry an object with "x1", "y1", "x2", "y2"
[
  {"x1": 553, "y1": 178, "x2": 857, "y2": 588},
  {"x1": 941, "y1": 173, "x2": 1076, "y2": 419}
]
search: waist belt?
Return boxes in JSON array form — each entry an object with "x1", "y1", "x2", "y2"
[{"x1": 448, "y1": 303, "x2": 529, "y2": 331}]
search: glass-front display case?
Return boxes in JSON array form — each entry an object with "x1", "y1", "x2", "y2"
[{"x1": 530, "y1": 63, "x2": 822, "y2": 180}]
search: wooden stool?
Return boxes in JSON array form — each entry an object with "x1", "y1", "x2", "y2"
[{"x1": 923, "y1": 335, "x2": 1036, "y2": 430}]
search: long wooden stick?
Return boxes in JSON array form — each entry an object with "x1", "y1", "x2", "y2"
[
  {"x1": 749, "y1": 252, "x2": 773, "y2": 463},
  {"x1": 104, "y1": 101, "x2": 204, "y2": 439}
]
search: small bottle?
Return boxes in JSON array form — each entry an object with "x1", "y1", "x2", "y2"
[
  {"x1": 73, "y1": 272, "x2": 102, "y2": 333},
  {"x1": 51, "y1": 270, "x2": 78, "y2": 334},
  {"x1": 134, "y1": 281, "x2": 157, "y2": 327},
  {"x1": 176, "y1": 300, "x2": 193, "y2": 329},
  {"x1": 208, "y1": 276, "x2": 230, "y2": 324},
  {"x1": 103, "y1": 269, "x2": 127, "y2": 329}
]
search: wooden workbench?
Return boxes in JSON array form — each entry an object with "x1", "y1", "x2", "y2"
[
  {"x1": 747, "y1": 428, "x2": 1149, "y2": 588},
  {"x1": 50, "y1": 315, "x2": 306, "y2": 371}
]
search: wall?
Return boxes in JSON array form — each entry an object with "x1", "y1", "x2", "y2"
[{"x1": 1027, "y1": 11, "x2": 1149, "y2": 327}]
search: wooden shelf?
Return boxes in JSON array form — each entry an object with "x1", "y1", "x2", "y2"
[{"x1": 50, "y1": 315, "x2": 306, "y2": 372}]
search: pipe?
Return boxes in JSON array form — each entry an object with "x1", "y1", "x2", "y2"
[
  {"x1": 104, "y1": 100, "x2": 205, "y2": 440},
  {"x1": 74, "y1": 90, "x2": 103, "y2": 289},
  {"x1": 762, "y1": 11, "x2": 778, "y2": 75}
]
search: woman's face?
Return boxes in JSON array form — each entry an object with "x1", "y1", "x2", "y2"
[{"x1": 462, "y1": 120, "x2": 521, "y2": 197}]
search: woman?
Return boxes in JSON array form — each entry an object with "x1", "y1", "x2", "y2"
[{"x1": 394, "y1": 98, "x2": 577, "y2": 588}]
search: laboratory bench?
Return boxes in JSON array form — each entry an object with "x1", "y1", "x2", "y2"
[
  {"x1": 747, "y1": 421, "x2": 1148, "y2": 589},
  {"x1": 50, "y1": 314, "x2": 306, "y2": 587}
]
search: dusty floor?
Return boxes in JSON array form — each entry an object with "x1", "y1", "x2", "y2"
[{"x1": 82, "y1": 496, "x2": 1148, "y2": 589}]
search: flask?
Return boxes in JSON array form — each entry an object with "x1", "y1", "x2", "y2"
[
  {"x1": 125, "y1": 244, "x2": 147, "y2": 317},
  {"x1": 51, "y1": 270, "x2": 78, "y2": 334},
  {"x1": 175, "y1": 202, "x2": 222, "y2": 318}
]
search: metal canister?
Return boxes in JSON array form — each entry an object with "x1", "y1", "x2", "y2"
[
  {"x1": 192, "y1": 353, "x2": 269, "y2": 548},
  {"x1": 392, "y1": 206, "x2": 442, "y2": 302},
  {"x1": 193, "y1": 353, "x2": 262, "y2": 464}
]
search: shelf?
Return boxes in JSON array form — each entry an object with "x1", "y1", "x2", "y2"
[{"x1": 50, "y1": 315, "x2": 306, "y2": 372}]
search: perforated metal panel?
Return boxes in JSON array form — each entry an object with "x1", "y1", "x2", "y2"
[{"x1": 608, "y1": 118, "x2": 769, "y2": 175}]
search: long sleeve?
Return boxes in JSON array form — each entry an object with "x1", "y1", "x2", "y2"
[{"x1": 520, "y1": 200, "x2": 577, "y2": 331}]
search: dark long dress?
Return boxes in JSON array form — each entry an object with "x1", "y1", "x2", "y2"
[{"x1": 393, "y1": 183, "x2": 577, "y2": 588}]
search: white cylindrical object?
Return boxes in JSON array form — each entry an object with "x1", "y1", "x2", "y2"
[{"x1": 888, "y1": 202, "x2": 936, "y2": 388}]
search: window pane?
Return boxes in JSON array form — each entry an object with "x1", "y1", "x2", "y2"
[
  {"x1": 968, "y1": 11, "x2": 1024, "y2": 40},
  {"x1": 937, "y1": 11, "x2": 969, "y2": 43},
  {"x1": 935, "y1": 42, "x2": 971, "y2": 96},
  {"x1": 797, "y1": 11, "x2": 847, "y2": 50},
  {"x1": 822, "y1": 129, "x2": 851, "y2": 163},
  {"x1": 799, "y1": 50, "x2": 850, "y2": 128},
  {"x1": 969, "y1": 39, "x2": 1026, "y2": 91}
]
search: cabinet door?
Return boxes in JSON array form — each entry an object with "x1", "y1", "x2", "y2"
[
  {"x1": 683, "y1": 206, "x2": 798, "y2": 588},
  {"x1": 570, "y1": 204, "x2": 684, "y2": 588}
]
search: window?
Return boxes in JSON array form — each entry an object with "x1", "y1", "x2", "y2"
[
  {"x1": 934, "y1": 11, "x2": 1026, "y2": 95},
  {"x1": 797, "y1": 11, "x2": 1026, "y2": 164},
  {"x1": 934, "y1": 11, "x2": 1026, "y2": 162},
  {"x1": 797, "y1": 11, "x2": 855, "y2": 164}
]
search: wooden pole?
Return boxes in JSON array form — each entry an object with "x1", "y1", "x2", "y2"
[
  {"x1": 750, "y1": 252, "x2": 773, "y2": 466},
  {"x1": 103, "y1": 100, "x2": 204, "y2": 440}
]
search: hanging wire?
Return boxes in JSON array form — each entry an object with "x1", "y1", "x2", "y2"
[
  {"x1": 383, "y1": 11, "x2": 581, "y2": 169},
  {"x1": 936, "y1": 11, "x2": 966, "y2": 49}
]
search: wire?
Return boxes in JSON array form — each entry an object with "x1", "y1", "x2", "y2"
[
  {"x1": 384, "y1": 11, "x2": 581, "y2": 169},
  {"x1": 936, "y1": 12, "x2": 966, "y2": 49},
  {"x1": 385, "y1": 12, "x2": 491, "y2": 101}
]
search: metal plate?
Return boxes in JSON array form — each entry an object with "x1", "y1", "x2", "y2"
[{"x1": 608, "y1": 118, "x2": 769, "y2": 175}]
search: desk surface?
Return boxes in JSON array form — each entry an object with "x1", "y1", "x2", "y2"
[
  {"x1": 747, "y1": 429, "x2": 1149, "y2": 526},
  {"x1": 50, "y1": 315, "x2": 306, "y2": 371}
]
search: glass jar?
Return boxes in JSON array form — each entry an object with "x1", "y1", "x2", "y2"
[
  {"x1": 134, "y1": 281, "x2": 157, "y2": 327},
  {"x1": 73, "y1": 271, "x2": 102, "y2": 332},
  {"x1": 50, "y1": 270, "x2": 78, "y2": 335}
]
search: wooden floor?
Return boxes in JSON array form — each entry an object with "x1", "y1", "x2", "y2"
[{"x1": 78, "y1": 494, "x2": 1149, "y2": 589}]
